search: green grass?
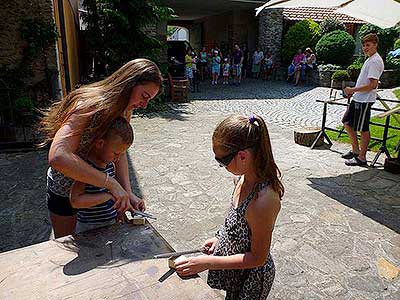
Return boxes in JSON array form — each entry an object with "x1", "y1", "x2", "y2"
[
  {"x1": 326, "y1": 116, "x2": 400, "y2": 156},
  {"x1": 394, "y1": 89, "x2": 400, "y2": 100}
]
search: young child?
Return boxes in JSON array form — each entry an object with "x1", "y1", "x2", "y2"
[
  {"x1": 211, "y1": 50, "x2": 221, "y2": 85},
  {"x1": 70, "y1": 117, "x2": 135, "y2": 233},
  {"x1": 222, "y1": 58, "x2": 230, "y2": 85},
  {"x1": 176, "y1": 114, "x2": 283, "y2": 299},
  {"x1": 263, "y1": 51, "x2": 274, "y2": 80},
  {"x1": 185, "y1": 49, "x2": 194, "y2": 88}
]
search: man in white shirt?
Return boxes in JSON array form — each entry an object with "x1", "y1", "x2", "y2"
[{"x1": 342, "y1": 33, "x2": 384, "y2": 166}]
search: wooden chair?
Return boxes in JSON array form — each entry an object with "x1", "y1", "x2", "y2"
[{"x1": 167, "y1": 73, "x2": 190, "y2": 102}]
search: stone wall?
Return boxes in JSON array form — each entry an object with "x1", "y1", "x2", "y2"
[
  {"x1": 0, "y1": 0, "x2": 59, "y2": 89},
  {"x1": 258, "y1": 8, "x2": 283, "y2": 64}
]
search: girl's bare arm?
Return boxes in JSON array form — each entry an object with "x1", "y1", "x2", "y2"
[
  {"x1": 207, "y1": 188, "x2": 281, "y2": 270},
  {"x1": 48, "y1": 110, "x2": 129, "y2": 210}
]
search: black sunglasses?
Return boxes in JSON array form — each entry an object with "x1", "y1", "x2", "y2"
[{"x1": 215, "y1": 147, "x2": 253, "y2": 167}]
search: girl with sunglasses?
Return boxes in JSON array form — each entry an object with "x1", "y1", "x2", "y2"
[{"x1": 176, "y1": 114, "x2": 284, "y2": 299}]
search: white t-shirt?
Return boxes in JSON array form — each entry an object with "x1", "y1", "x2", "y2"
[{"x1": 353, "y1": 52, "x2": 384, "y2": 103}]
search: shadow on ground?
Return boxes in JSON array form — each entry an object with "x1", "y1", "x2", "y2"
[
  {"x1": 0, "y1": 150, "x2": 52, "y2": 253},
  {"x1": 190, "y1": 79, "x2": 316, "y2": 101},
  {"x1": 308, "y1": 168, "x2": 400, "y2": 233}
]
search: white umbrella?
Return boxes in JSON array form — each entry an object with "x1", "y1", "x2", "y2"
[{"x1": 255, "y1": 0, "x2": 400, "y2": 29}]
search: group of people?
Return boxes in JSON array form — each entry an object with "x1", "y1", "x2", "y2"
[
  {"x1": 185, "y1": 43, "x2": 247, "y2": 86},
  {"x1": 287, "y1": 47, "x2": 317, "y2": 86},
  {"x1": 184, "y1": 43, "x2": 277, "y2": 87},
  {"x1": 40, "y1": 31, "x2": 383, "y2": 300}
]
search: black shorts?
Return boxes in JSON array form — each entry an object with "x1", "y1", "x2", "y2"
[
  {"x1": 342, "y1": 101, "x2": 373, "y2": 132},
  {"x1": 47, "y1": 189, "x2": 77, "y2": 216}
]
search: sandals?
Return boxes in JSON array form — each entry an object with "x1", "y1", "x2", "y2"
[
  {"x1": 345, "y1": 156, "x2": 367, "y2": 166},
  {"x1": 341, "y1": 151, "x2": 359, "y2": 159}
]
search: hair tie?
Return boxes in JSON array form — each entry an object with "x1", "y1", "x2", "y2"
[{"x1": 248, "y1": 114, "x2": 256, "y2": 124}]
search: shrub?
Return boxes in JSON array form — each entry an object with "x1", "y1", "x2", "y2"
[
  {"x1": 320, "y1": 18, "x2": 346, "y2": 35},
  {"x1": 331, "y1": 70, "x2": 351, "y2": 82},
  {"x1": 358, "y1": 24, "x2": 400, "y2": 58},
  {"x1": 346, "y1": 63, "x2": 362, "y2": 82},
  {"x1": 386, "y1": 54, "x2": 400, "y2": 70},
  {"x1": 394, "y1": 39, "x2": 400, "y2": 50},
  {"x1": 316, "y1": 30, "x2": 355, "y2": 65},
  {"x1": 282, "y1": 19, "x2": 321, "y2": 63}
]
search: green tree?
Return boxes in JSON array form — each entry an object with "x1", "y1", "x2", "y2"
[
  {"x1": 82, "y1": 0, "x2": 174, "y2": 77},
  {"x1": 316, "y1": 30, "x2": 355, "y2": 65},
  {"x1": 320, "y1": 18, "x2": 346, "y2": 36},
  {"x1": 282, "y1": 19, "x2": 321, "y2": 63},
  {"x1": 358, "y1": 23, "x2": 400, "y2": 59}
]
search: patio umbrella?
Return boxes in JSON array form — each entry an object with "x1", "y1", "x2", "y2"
[{"x1": 255, "y1": 0, "x2": 400, "y2": 29}]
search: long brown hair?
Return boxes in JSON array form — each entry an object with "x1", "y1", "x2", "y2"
[
  {"x1": 40, "y1": 58, "x2": 162, "y2": 149},
  {"x1": 212, "y1": 114, "x2": 284, "y2": 198}
]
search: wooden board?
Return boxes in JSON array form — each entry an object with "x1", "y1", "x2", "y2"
[{"x1": 0, "y1": 223, "x2": 221, "y2": 300}]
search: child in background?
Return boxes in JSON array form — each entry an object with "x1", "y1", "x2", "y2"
[
  {"x1": 263, "y1": 51, "x2": 274, "y2": 80},
  {"x1": 222, "y1": 58, "x2": 230, "y2": 85},
  {"x1": 70, "y1": 117, "x2": 136, "y2": 233},
  {"x1": 185, "y1": 49, "x2": 194, "y2": 88},
  {"x1": 176, "y1": 114, "x2": 283, "y2": 300},
  {"x1": 192, "y1": 52, "x2": 198, "y2": 92},
  {"x1": 211, "y1": 50, "x2": 221, "y2": 85}
]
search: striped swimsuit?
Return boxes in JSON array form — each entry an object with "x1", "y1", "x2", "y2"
[{"x1": 76, "y1": 161, "x2": 117, "y2": 225}]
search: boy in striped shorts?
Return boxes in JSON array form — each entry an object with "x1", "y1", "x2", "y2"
[
  {"x1": 70, "y1": 117, "x2": 134, "y2": 233},
  {"x1": 342, "y1": 33, "x2": 384, "y2": 166}
]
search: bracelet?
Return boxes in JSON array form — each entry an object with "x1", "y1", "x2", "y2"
[{"x1": 103, "y1": 173, "x2": 110, "y2": 189}]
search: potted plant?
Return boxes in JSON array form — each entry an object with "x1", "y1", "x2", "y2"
[
  {"x1": 331, "y1": 70, "x2": 351, "y2": 89},
  {"x1": 14, "y1": 96, "x2": 35, "y2": 126}
]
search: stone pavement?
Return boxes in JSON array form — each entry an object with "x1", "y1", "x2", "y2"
[{"x1": 0, "y1": 81, "x2": 399, "y2": 299}]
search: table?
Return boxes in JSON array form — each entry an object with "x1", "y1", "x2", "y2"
[{"x1": 0, "y1": 223, "x2": 221, "y2": 300}]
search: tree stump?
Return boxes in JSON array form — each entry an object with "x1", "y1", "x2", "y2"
[{"x1": 294, "y1": 128, "x2": 324, "y2": 147}]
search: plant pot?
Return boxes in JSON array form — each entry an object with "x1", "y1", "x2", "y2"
[
  {"x1": 384, "y1": 158, "x2": 400, "y2": 174},
  {"x1": 330, "y1": 79, "x2": 343, "y2": 90},
  {"x1": 343, "y1": 80, "x2": 355, "y2": 88}
]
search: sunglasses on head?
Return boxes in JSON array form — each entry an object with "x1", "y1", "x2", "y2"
[{"x1": 215, "y1": 147, "x2": 253, "y2": 167}]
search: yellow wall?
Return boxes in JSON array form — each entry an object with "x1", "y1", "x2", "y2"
[
  {"x1": 53, "y1": 0, "x2": 80, "y2": 95},
  {"x1": 63, "y1": 0, "x2": 80, "y2": 91}
]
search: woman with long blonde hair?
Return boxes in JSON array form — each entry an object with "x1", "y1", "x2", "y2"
[{"x1": 41, "y1": 58, "x2": 162, "y2": 238}]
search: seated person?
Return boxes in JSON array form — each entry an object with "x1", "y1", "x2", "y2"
[
  {"x1": 302, "y1": 47, "x2": 317, "y2": 79},
  {"x1": 70, "y1": 117, "x2": 134, "y2": 233},
  {"x1": 287, "y1": 49, "x2": 305, "y2": 85}
]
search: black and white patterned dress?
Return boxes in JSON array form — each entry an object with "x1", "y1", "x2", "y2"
[{"x1": 207, "y1": 180, "x2": 275, "y2": 300}]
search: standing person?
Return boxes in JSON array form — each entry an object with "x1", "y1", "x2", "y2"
[
  {"x1": 222, "y1": 58, "x2": 230, "y2": 85},
  {"x1": 199, "y1": 47, "x2": 208, "y2": 81},
  {"x1": 263, "y1": 51, "x2": 274, "y2": 80},
  {"x1": 70, "y1": 117, "x2": 133, "y2": 233},
  {"x1": 342, "y1": 33, "x2": 384, "y2": 166},
  {"x1": 41, "y1": 58, "x2": 161, "y2": 238},
  {"x1": 185, "y1": 49, "x2": 194, "y2": 89},
  {"x1": 176, "y1": 114, "x2": 283, "y2": 300},
  {"x1": 211, "y1": 50, "x2": 221, "y2": 85},
  {"x1": 232, "y1": 43, "x2": 243, "y2": 86},
  {"x1": 241, "y1": 45, "x2": 249, "y2": 80},
  {"x1": 252, "y1": 47, "x2": 264, "y2": 79}
]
